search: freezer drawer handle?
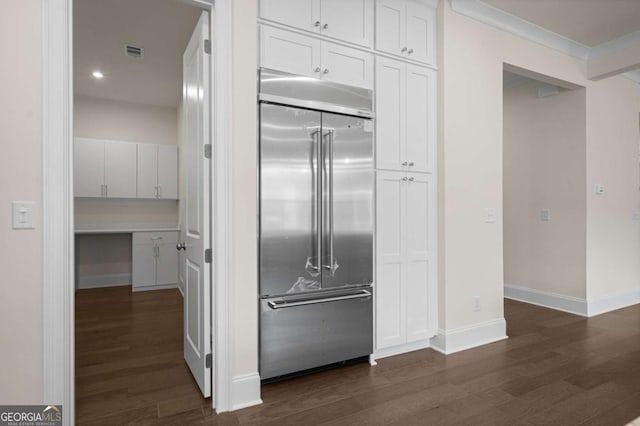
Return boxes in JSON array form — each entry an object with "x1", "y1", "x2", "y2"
[{"x1": 267, "y1": 290, "x2": 371, "y2": 309}]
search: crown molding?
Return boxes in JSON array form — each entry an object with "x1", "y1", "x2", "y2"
[
  {"x1": 449, "y1": 0, "x2": 590, "y2": 60},
  {"x1": 623, "y1": 70, "x2": 640, "y2": 84},
  {"x1": 590, "y1": 30, "x2": 640, "y2": 58}
]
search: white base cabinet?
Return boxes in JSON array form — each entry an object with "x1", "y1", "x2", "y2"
[
  {"x1": 132, "y1": 231, "x2": 179, "y2": 291},
  {"x1": 376, "y1": 171, "x2": 436, "y2": 351}
]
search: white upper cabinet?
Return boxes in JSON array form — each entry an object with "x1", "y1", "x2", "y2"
[
  {"x1": 375, "y1": 0, "x2": 437, "y2": 66},
  {"x1": 260, "y1": 0, "x2": 320, "y2": 33},
  {"x1": 261, "y1": 26, "x2": 373, "y2": 89},
  {"x1": 320, "y1": 42, "x2": 373, "y2": 88},
  {"x1": 137, "y1": 144, "x2": 179, "y2": 200},
  {"x1": 74, "y1": 138, "x2": 105, "y2": 198},
  {"x1": 74, "y1": 138, "x2": 136, "y2": 198},
  {"x1": 104, "y1": 141, "x2": 137, "y2": 198},
  {"x1": 376, "y1": 57, "x2": 436, "y2": 173},
  {"x1": 320, "y1": 0, "x2": 373, "y2": 47},
  {"x1": 261, "y1": 26, "x2": 321, "y2": 78},
  {"x1": 260, "y1": 0, "x2": 373, "y2": 47}
]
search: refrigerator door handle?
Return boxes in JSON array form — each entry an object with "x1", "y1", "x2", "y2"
[
  {"x1": 267, "y1": 289, "x2": 371, "y2": 309},
  {"x1": 308, "y1": 128, "x2": 322, "y2": 273},
  {"x1": 323, "y1": 129, "x2": 337, "y2": 273}
]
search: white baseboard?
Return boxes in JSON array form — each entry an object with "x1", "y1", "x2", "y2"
[
  {"x1": 504, "y1": 284, "x2": 588, "y2": 316},
  {"x1": 429, "y1": 318, "x2": 507, "y2": 355},
  {"x1": 587, "y1": 289, "x2": 640, "y2": 317},
  {"x1": 78, "y1": 273, "x2": 131, "y2": 289},
  {"x1": 131, "y1": 283, "x2": 178, "y2": 292},
  {"x1": 230, "y1": 373, "x2": 262, "y2": 411},
  {"x1": 374, "y1": 339, "x2": 432, "y2": 359}
]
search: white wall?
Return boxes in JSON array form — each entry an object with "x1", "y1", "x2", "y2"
[
  {"x1": 586, "y1": 76, "x2": 640, "y2": 301},
  {"x1": 0, "y1": 0, "x2": 43, "y2": 404},
  {"x1": 74, "y1": 96, "x2": 180, "y2": 283},
  {"x1": 503, "y1": 81, "x2": 587, "y2": 298}
]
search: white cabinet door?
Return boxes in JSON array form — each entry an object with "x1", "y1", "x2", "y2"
[
  {"x1": 158, "y1": 145, "x2": 179, "y2": 200},
  {"x1": 404, "y1": 174, "x2": 432, "y2": 341},
  {"x1": 137, "y1": 143, "x2": 158, "y2": 199},
  {"x1": 260, "y1": 26, "x2": 321, "y2": 78},
  {"x1": 320, "y1": 41, "x2": 373, "y2": 89},
  {"x1": 156, "y1": 242, "x2": 179, "y2": 286},
  {"x1": 132, "y1": 244, "x2": 156, "y2": 288},
  {"x1": 375, "y1": 57, "x2": 406, "y2": 172},
  {"x1": 405, "y1": 65, "x2": 435, "y2": 173},
  {"x1": 375, "y1": 0, "x2": 405, "y2": 57},
  {"x1": 376, "y1": 171, "x2": 406, "y2": 349},
  {"x1": 260, "y1": 0, "x2": 320, "y2": 33},
  {"x1": 405, "y1": 1, "x2": 436, "y2": 66},
  {"x1": 320, "y1": 0, "x2": 373, "y2": 47},
  {"x1": 74, "y1": 138, "x2": 104, "y2": 198},
  {"x1": 104, "y1": 141, "x2": 137, "y2": 198}
]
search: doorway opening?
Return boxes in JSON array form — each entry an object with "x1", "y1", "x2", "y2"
[
  {"x1": 72, "y1": 0, "x2": 215, "y2": 422},
  {"x1": 502, "y1": 64, "x2": 587, "y2": 318}
]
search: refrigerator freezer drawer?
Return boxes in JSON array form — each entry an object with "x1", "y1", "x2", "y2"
[{"x1": 260, "y1": 289, "x2": 373, "y2": 380}]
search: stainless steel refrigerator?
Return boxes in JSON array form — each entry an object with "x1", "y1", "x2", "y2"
[{"x1": 259, "y1": 69, "x2": 374, "y2": 380}]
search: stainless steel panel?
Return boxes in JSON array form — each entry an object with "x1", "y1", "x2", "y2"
[
  {"x1": 260, "y1": 287, "x2": 373, "y2": 380},
  {"x1": 260, "y1": 69, "x2": 373, "y2": 118},
  {"x1": 321, "y1": 112, "x2": 374, "y2": 289},
  {"x1": 260, "y1": 104, "x2": 322, "y2": 297}
]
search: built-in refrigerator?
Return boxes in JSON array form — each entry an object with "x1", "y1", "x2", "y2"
[{"x1": 259, "y1": 69, "x2": 374, "y2": 380}]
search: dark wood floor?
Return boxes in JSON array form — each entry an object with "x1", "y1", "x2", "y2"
[{"x1": 76, "y1": 287, "x2": 640, "y2": 425}]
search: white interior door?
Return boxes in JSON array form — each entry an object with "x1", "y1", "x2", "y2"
[{"x1": 181, "y1": 10, "x2": 212, "y2": 398}]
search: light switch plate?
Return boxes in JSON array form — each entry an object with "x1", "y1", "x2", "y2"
[
  {"x1": 595, "y1": 184, "x2": 605, "y2": 195},
  {"x1": 12, "y1": 201, "x2": 36, "y2": 229}
]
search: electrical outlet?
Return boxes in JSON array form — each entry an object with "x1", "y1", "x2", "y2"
[
  {"x1": 595, "y1": 184, "x2": 605, "y2": 195},
  {"x1": 474, "y1": 296, "x2": 481, "y2": 312},
  {"x1": 540, "y1": 209, "x2": 551, "y2": 222}
]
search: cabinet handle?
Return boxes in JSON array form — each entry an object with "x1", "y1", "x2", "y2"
[
  {"x1": 323, "y1": 23, "x2": 329, "y2": 29},
  {"x1": 401, "y1": 161, "x2": 408, "y2": 166},
  {"x1": 408, "y1": 177, "x2": 414, "y2": 182},
  {"x1": 314, "y1": 67, "x2": 321, "y2": 73},
  {"x1": 408, "y1": 48, "x2": 414, "y2": 54},
  {"x1": 401, "y1": 47, "x2": 408, "y2": 53},
  {"x1": 314, "y1": 20, "x2": 321, "y2": 27},
  {"x1": 323, "y1": 68, "x2": 329, "y2": 74},
  {"x1": 408, "y1": 162, "x2": 414, "y2": 167},
  {"x1": 402, "y1": 177, "x2": 408, "y2": 181},
  {"x1": 158, "y1": 185, "x2": 162, "y2": 198},
  {"x1": 101, "y1": 184, "x2": 104, "y2": 197},
  {"x1": 105, "y1": 184, "x2": 108, "y2": 197}
]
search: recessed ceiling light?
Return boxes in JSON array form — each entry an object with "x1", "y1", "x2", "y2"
[{"x1": 92, "y1": 70, "x2": 104, "y2": 79}]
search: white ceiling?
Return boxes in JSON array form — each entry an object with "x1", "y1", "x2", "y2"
[
  {"x1": 482, "y1": 0, "x2": 640, "y2": 47},
  {"x1": 74, "y1": 0, "x2": 203, "y2": 108}
]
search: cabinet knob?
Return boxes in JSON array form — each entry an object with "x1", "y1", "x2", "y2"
[
  {"x1": 408, "y1": 177, "x2": 414, "y2": 182},
  {"x1": 314, "y1": 20, "x2": 321, "y2": 27},
  {"x1": 408, "y1": 48, "x2": 414, "y2": 54},
  {"x1": 402, "y1": 177, "x2": 408, "y2": 181},
  {"x1": 176, "y1": 242, "x2": 186, "y2": 251},
  {"x1": 401, "y1": 47, "x2": 408, "y2": 53},
  {"x1": 314, "y1": 67, "x2": 321, "y2": 73},
  {"x1": 408, "y1": 162, "x2": 414, "y2": 166},
  {"x1": 401, "y1": 161, "x2": 408, "y2": 166},
  {"x1": 323, "y1": 68, "x2": 329, "y2": 74},
  {"x1": 323, "y1": 23, "x2": 329, "y2": 29}
]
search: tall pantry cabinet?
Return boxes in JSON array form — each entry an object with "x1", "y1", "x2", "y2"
[{"x1": 257, "y1": 0, "x2": 439, "y2": 357}]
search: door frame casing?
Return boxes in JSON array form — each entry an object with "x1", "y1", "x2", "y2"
[{"x1": 41, "y1": 0, "x2": 235, "y2": 422}]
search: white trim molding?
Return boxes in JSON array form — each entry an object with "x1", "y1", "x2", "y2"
[
  {"x1": 504, "y1": 284, "x2": 588, "y2": 317},
  {"x1": 42, "y1": 0, "x2": 74, "y2": 424},
  {"x1": 448, "y1": 0, "x2": 590, "y2": 60},
  {"x1": 587, "y1": 289, "x2": 640, "y2": 317},
  {"x1": 230, "y1": 373, "x2": 263, "y2": 411},
  {"x1": 77, "y1": 273, "x2": 131, "y2": 289},
  {"x1": 374, "y1": 340, "x2": 432, "y2": 359},
  {"x1": 429, "y1": 318, "x2": 507, "y2": 355}
]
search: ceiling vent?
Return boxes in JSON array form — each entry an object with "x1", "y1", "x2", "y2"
[{"x1": 124, "y1": 44, "x2": 144, "y2": 59}]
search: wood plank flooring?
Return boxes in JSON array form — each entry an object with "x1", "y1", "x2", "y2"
[{"x1": 76, "y1": 287, "x2": 640, "y2": 425}]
